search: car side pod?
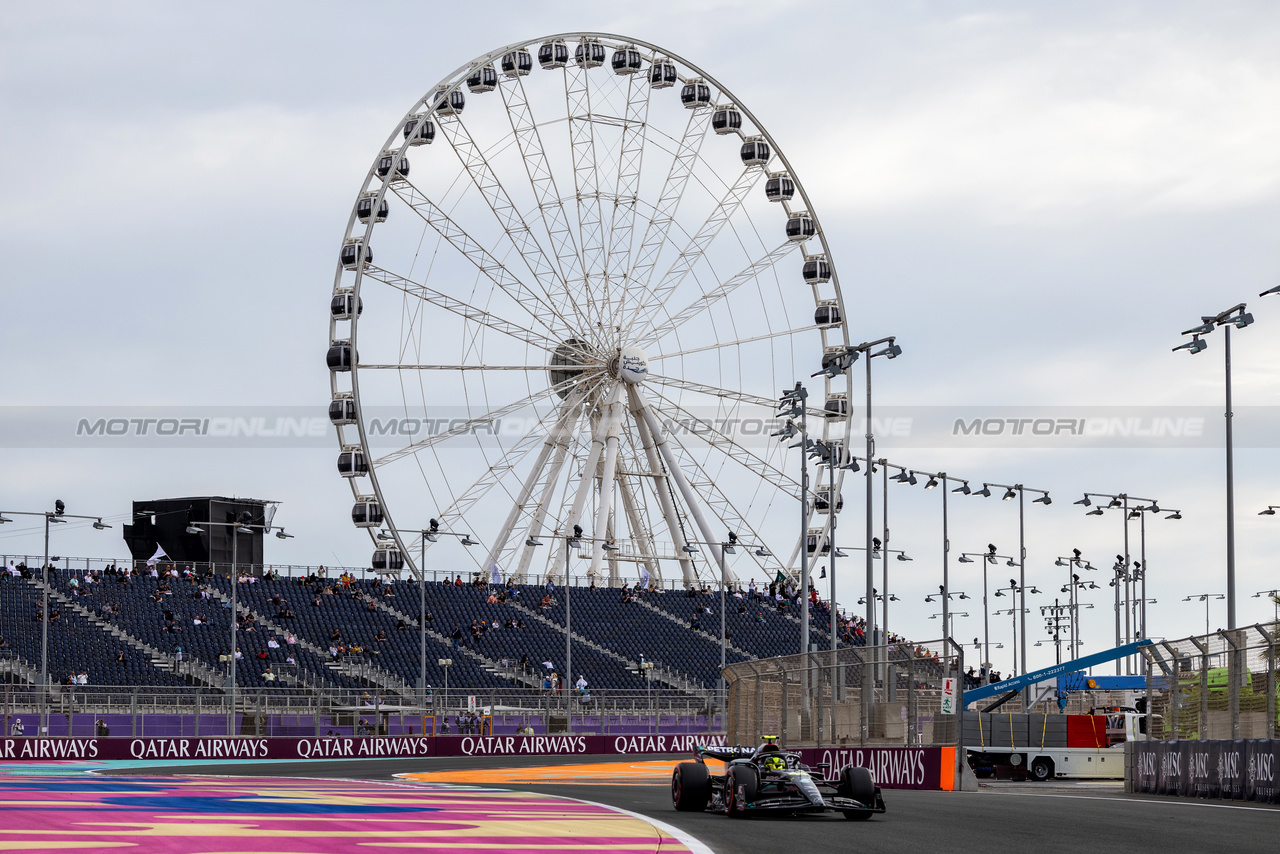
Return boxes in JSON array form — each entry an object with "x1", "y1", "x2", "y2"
[{"x1": 673, "y1": 762, "x2": 710, "y2": 812}]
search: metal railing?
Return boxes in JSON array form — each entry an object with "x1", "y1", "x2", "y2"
[
  {"x1": 0, "y1": 554, "x2": 735, "y2": 591},
  {"x1": 0, "y1": 684, "x2": 725, "y2": 738},
  {"x1": 1141, "y1": 622, "x2": 1278, "y2": 741},
  {"x1": 723, "y1": 638, "x2": 964, "y2": 749}
]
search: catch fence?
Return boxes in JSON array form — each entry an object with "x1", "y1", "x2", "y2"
[
  {"x1": 723, "y1": 638, "x2": 964, "y2": 749},
  {"x1": 1140, "y1": 623, "x2": 1278, "y2": 741}
]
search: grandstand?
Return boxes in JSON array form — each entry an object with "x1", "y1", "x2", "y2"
[{"x1": 0, "y1": 557, "x2": 893, "y2": 702}]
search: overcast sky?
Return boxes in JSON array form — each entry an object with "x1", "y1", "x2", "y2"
[{"x1": 3, "y1": 1, "x2": 1279, "y2": 676}]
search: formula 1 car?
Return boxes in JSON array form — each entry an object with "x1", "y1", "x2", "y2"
[{"x1": 671, "y1": 737, "x2": 886, "y2": 820}]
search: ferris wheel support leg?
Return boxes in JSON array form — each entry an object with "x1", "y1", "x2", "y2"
[
  {"x1": 516, "y1": 423, "x2": 577, "y2": 582},
  {"x1": 617, "y1": 472, "x2": 660, "y2": 587},
  {"x1": 629, "y1": 388, "x2": 696, "y2": 585},
  {"x1": 589, "y1": 385, "x2": 626, "y2": 580},
  {"x1": 631, "y1": 386, "x2": 725, "y2": 579},
  {"x1": 483, "y1": 392, "x2": 584, "y2": 581},
  {"x1": 564, "y1": 395, "x2": 609, "y2": 582},
  {"x1": 605, "y1": 508, "x2": 619, "y2": 587}
]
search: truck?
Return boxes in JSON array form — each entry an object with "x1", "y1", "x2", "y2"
[
  {"x1": 966, "y1": 709, "x2": 1157, "y2": 781},
  {"x1": 962, "y1": 640, "x2": 1158, "y2": 781}
]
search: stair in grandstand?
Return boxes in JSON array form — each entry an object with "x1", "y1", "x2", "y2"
[
  {"x1": 503, "y1": 598, "x2": 711, "y2": 701},
  {"x1": 203, "y1": 585, "x2": 414, "y2": 698},
  {"x1": 29, "y1": 578, "x2": 225, "y2": 688},
  {"x1": 632, "y1": 596, "x2": 755, "y2": 660},
  {"x1": 361, "y1": 592, "x2": 542, "y2": 691},
  {"x1": 0, "y1": 650, "x2": 39, "y2": 686}
]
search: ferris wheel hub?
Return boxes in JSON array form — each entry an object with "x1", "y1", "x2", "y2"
[{"x1": 614, "y1": 346, "x2": 650, "y2": 384}]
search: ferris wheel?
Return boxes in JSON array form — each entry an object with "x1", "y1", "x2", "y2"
[{"x1": 327, "y1": 33, "x2": 853, "y2": 587}]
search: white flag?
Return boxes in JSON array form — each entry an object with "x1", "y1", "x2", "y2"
[
  {"x1": 639, "y1": 566, "x2": 651, "y2": 588},
  {"x1": 146, "y1": 545, "x2": 168, "y2": 567},
  {"x1": 490, "y1": 561, "x2": 501, "y2": 584}
]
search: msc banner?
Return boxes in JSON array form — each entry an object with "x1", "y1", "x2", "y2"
[
  {"x1": 0, "y1": 733, "x2": 728, "y2": 762},
  {"x1": 1131, "y1": 739, "x2": 1280, "y2": 803}
]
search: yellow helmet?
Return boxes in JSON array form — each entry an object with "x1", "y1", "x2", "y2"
[{"x1": 763, "y1": 754, "x2": 785, "y2": 771}]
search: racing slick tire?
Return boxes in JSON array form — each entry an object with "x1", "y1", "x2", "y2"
[
  {"x1": 725, "y1": 765, "x2": 759, "y2": 818},
  {"x1": 837, "y1": 766, "x2": 876, "y2": 821},
  {"x1": 672, "y1": 762, "x2": 711, "y2": 812},
  {"x1": 1029, "y1": 757, "x2": 1054, "y2": 782}
]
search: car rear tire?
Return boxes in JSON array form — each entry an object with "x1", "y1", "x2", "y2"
[
  {"x1": 725, "y1": 765, "x2": 758, "y2": 818},
  {"x1": 672, "y1": 762, "x2": 710, "y2": 812},
  {"x1": 1029, "y1": 757, "x2": 1054, "y2": 782},
  {"x1": 838, "y1": 766, "x2": 876, "y2": 821}
]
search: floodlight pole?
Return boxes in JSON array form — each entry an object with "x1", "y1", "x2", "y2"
[
  {"x1": 1224, "y1": 322, "x2": 1237, "y2": 630},
  {"x1": 0, "y1": 505, "x2": 107, "y2": 736},
  {"x1": 1174, "y1": 302, "x2": 1255, "y2": 631}
]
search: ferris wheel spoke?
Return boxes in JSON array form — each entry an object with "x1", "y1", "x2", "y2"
[
  {"x1": 649, "y1": 324, "x2": 819, "y2": 361},
  {"x1": 621, "y1": 164, "x2": 767, "y2": 342},
  {"x1": 644, "y1": 384, "x2": 800, "y2": 499},
  {"x1": 621, "y1": 108, "x2": 711, "y2": 327},
  {"x1": 436, "y1": 114, "x2": 587, "y2": 338},
  {"x1": 499, "y1": 74, "x2": 585, "y2": 292},
  {"x1": 637, "y1": 241, "x2": 801, "y2": 350},
  {"x1": 357, "y1": 364, "x2": 554, "y2": 371},
  {"x1": 647, "y1": 374, "x2": 824, "y2": 419},
  {"x1": 600, "y1": 72, "x2": 653, "y2": 342},
  {"x1": 370, "y1": 373, "x2": 595, "y2": 468},
  {"x1": 361, "y1": 263, "x2": 561, "y2": 354},
  {"x1": 385, "y1": 185, "x2": 569, "y2": 341},
  {"x1": 565, "y1": 65, "x2": 607, "y2": 339}
]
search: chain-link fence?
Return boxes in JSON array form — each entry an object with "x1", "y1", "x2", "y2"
[
  {"x1": 1140, "y1": 623, "x2": 1278, "y2": 741},
  {"x1": 723, "y1": 638, "x2": 965, "y2": 748}
]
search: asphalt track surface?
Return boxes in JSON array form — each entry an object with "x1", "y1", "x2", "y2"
[{"x1": 105, "y1": 754, "x2": 1280, "y2": 854}]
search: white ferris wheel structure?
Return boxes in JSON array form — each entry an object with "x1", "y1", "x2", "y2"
[{"x1": 328, "y1": 33, "x2": 854, "y2": 588}]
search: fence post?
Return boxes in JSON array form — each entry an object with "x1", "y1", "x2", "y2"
[
  {"x1": 1190, "y1": 636, "x2": 1208, "y2": 740},
  {"x1": 905, "y1": 647, "x2": 916, "y2": 747},
  {"x1": 1222, "y1": 630, "x2": 1241, "y2": 740},
  {"x1": 778, "y1": 659, "x2": 789, "y2": 749},
  {"x1": 1256, "y1": 625, "x2": 1277, "y2": 741}
]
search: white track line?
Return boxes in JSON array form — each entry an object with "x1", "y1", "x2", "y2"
[{"x1": 974, "y1": 790, "x2": 1280, "y2": 813}]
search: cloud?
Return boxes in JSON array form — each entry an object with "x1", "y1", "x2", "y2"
[{"x1": 791, "y1": 15, "x2": 1280, "y2": 221}]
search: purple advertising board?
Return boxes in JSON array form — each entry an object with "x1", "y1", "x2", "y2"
[{"x1": 0, "y1": 732, "x2": 729, "y2": 762}]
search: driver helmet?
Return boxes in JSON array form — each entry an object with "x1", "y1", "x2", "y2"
[{"x1": 763, "y1": 754, "x2": 786, "y2": 771}]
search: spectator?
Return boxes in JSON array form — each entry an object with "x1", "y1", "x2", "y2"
[
  {"x1": 11, "y1": 718, "x2": 24, "y2": 736},
  {"x1": 95, "y1": 718, "x2": 110, "y2": 737}
]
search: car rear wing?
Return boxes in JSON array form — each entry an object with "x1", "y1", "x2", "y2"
[{"x1": 695, "y1": 745, "x2": 755, "y2": 762}]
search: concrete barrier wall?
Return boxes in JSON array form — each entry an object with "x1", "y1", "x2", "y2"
[{"x1": 1130, "y1": 739, "x2": 1280, "y2": 803}]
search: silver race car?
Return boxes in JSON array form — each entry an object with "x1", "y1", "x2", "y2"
[{"x1": 672, "y1": 736, "x2": 886, "y2": 820}]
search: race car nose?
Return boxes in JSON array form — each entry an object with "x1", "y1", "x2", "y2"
[{"x1": 795, "y1": 774, "x2": 824, "y2": 806}]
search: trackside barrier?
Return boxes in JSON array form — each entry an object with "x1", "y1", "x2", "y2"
[
  {"x1": 1129, "y1": 739, "x2": 1280, "y2": 803},
  {"x1": 0, "y1": 735, "x2": 958, "y2": 789},
  {"x1": 0, "y1": 733, "x2": 728, "y2": 761}
]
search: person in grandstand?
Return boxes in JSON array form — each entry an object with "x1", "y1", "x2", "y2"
[{"x1": 11, "y1": 718, "x2": 24, "y2": 736}]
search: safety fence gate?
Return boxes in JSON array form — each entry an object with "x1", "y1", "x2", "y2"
[
  {"x1": 723, "y1": 638, "x2": 964, "y2": 749},
  {"x1": 1141, "y1": 623, "x2": 1278, "y2": 741}
]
